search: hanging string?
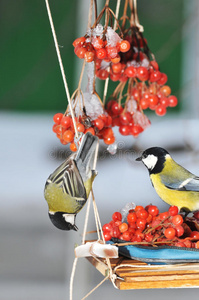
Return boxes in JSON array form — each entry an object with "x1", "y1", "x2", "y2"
[{"x1": 45, "y1": 0, "x2": 79, "y2": 139}]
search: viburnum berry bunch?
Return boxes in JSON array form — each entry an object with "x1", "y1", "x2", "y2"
[
  {"x1": 52, "y1": 92, "x2": 116, "y2": 150},
  {"x1": 52, "y1": 1, "x2": 179, "y2": 149},
  {"x1": 73, "y1": 24, "x2": 130, "y2": 65},
  {"x1": 102, "y1": 205, "x2": 199, "y2": 249}
]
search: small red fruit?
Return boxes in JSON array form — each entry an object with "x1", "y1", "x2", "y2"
[
  {"x1": 164, "y1": 227, "x2": 176, "y2": 239},
  {"x1": 112, "y1": 212, "x2": 122, "y2": 222}
]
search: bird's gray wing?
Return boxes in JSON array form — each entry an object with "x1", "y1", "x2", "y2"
[
  {"x1": 47, "y1": 157, "x2": 86, "y2": 200},
  {"x1": 62, "y1": 160, "x2": 87, "y2": 199},
  {"x1": 160, "y1": 174, "x2": 199, "y2": 192}
]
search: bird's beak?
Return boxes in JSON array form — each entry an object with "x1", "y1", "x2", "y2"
[{"x1": 136, "y1": 156, "x2": 142, "y2": 161}]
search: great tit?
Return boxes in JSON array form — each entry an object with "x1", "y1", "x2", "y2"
[
  {"x1": 44, "y1": 132, "x2": 98, "y2": 231},
  {"x1": 136, "y1": 147, "x2": 199, "y2": 215}
]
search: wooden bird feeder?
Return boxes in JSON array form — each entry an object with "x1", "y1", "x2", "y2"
[{"x1": 87, "y1": 254, "x2": 199, "y2": 289}]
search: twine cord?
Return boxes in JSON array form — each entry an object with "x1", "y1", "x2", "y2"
[{"x1": 45, "y1": 0, "x2": 79, "y2": 139}]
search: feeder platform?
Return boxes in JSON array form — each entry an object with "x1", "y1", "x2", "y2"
[{"x1": 87, "y1": 255, "x2": 199, "y2": 290}]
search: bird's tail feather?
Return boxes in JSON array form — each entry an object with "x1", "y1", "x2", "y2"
[{"x1": 75, "y1": 132, "x2": 98, "y2": 179}]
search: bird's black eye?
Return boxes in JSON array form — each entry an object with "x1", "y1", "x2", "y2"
[{"x1": 143, "y1": 153, "x2": 147, "y2": 159}]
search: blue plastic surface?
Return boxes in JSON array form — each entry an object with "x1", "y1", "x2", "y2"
[{"x1": 108, "y1": 239, "x2": 199, "y2": 264}]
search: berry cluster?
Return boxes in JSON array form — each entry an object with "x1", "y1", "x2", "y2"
[
  {"x1": 102, "y1": 205, "x2": 199, "y2": 249},
  {"x1": 52, "y1": 112, "x2": 115, "y2": 150},
  {"x1": 73, "y1": 24, "x2": 130, "y2": 64},
  {"x1": 51, "y1": 4, "x2": 179, "y2": 148},
  {"x1": 106, "y1": 98, "x2": 147, "y2": 137}
]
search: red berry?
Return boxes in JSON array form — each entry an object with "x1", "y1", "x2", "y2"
[
  {"x1": 157, "y1": 73, "x2": 168, "y2": 85},
  {"x1": 102, "y1": 223, "x2": 113, "y2": 232},
  {"x1": 190, "y1": 231, "x2": 199, "y2": 240},
  {"x1": 103, "y1": 231, "x2": 112, "y2": 241},
  {"x1": 159, "y1": 96, "x2": 169, "y2": 107},
  {"x1": 124, "y1": 66, "x2": 137, "y2": 78},
  {"x1": 150, "y1": 61, "x2": 159, "y2": 70},
  {"x1": 111, "y1": 103, "x2": 123, "y2": 115},
  {"x1": 160, "y1": 85, "x2": 171, "y2": 96},
  {"x1": 137, "y1": 67, "x2": 149, "y2": 81},
  {"x1": 164, "y1": 227, "x2": 176, "y2": 239},
  {"x1": 112, "y1": 63, "x2": 123, "y2": 74},
  {"x1": 52, "y1": 124, "x2": 58, "y2": 133},
  {"x1": 93, "y1": 118, "x2": 105, "y2": 130},
  {"x1": 77, "y1": 123, "x2": 85, "y2": 133},
  {"x1": 70, "y1": 142, "x2": 77, "y2": 152},
  {"x1": 130, "y1": 125, "x2": 143, "y2": 136},
  {"x1": 96, "y1": 48, "x2": 107, "y2": 59},
  {"x1": 172, "y1": 214, "x2": 183, "y2": 226},
  {"x1": 63, "y1": 130, "x2": 75, "y2": 143},
  {"x1": 136, "y1": 209, "x2": 149, "y2": 220},
  {"x1": 112, "y1": 212, "x2": 122, "y2": 222},
  {"x1": 111, "y1": 226, "x2": 121, "y2": 238},
  {"x1": 145, "y1": 233, "x2": 153, "y2": 242},
  {"x1": 119, "y1": 222, "x2": 128, "y2": 233},
  {"x1": 140, "y1": 98, "x2": 149, "y2": 110},
  {"x1": 168, "y1": 95, "x2": 178, "y2": 107},
  {"x1": 135, "y1": 205, "x2": 144, "y2": 212},
  {"x1": 72, "y1": 37, "x2": 86, "y2": 47},
  {"x1": 75, "y1": 46, "x2": 87, "y2": 59},
  {"x1": 111, "y1": 55, "x2": 121, "y2": 64},
  {"x1": 127, "y1": 212, "x2": 137, "y2": 223},
  {"x1": 169, "y1": 206, "x2": 179, "y2": 216},
  {"x1": 136, "y1": 218, "x2": 147, "y2": 231},
  {"x1": 175, "y1": 225, "x2": 184, "y2": 237},
  {"x1": 110, "y1": 72, "x2": 121, "y2": 82},
  {"x1": 119, "y1": 125, "x2": 130, "y2": 136},
  {"x1": 84, "y1": 51, "x2": 95, "y2": 62},
  {"x1": 155, "y1": 105, "x2": 167, "y2": 116},
  {"x1": 61, "y1": 116, "x2": 72, "y2": 128},
  {"x1": 53, "y1": 113, "x2": 63, "y2": 125},
  {"x1": 148, "y1": 94, "x2": 159, "y2": 106},
  {"x1": 119, "y1": 112, "x2": 132, "y2": 125},
  {"x1": 104, "y1": 135, "x2": 115, "y2": 145},
  {"x1": 96, "y1": 69, "x2": 109, "y2": 80},
  {"x1": 119, "y1": 40, "x2": 131, "y2": 52},
  {"x1": 159, "y1": 211, "x2": 169, "y2": 221},
  {"x1": 149, "y1": 71, "x2": 161, "y2": 82},
  {"x1": 147, "y1": 205, "x2": 159, "y2": 217},
  {"x1": 121, "y1": 231, "x2": 132, "y2": 241},
  {"x1": 101, "y1": 127, "x2": 114, "y2": 139}
]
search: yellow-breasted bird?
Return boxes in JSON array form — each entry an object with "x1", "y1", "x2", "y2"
[
  {"x1": 136, "y1": 147, "x2": 199, "y2": 215},
  {"x1": 44, "y1": 132, "x2": 98, "y2": 231}
]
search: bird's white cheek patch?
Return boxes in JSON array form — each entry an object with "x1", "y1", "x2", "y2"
[
  {"x1": 142, "y1": 154, "x2": 158, "y2": 170},
  {"x1": 63, "y1": 214, "x2": 75, "y2": 225}
]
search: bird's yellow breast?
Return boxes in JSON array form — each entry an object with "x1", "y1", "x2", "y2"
[
  {"x1": 44, "y1": 183, "x2": 85, "y2": 214},
  {"x1": 150, "y1": 173, "x2": 199, "y2": 211}
]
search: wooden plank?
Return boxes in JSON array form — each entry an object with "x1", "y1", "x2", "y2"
[
  {"x1": 125, "y1": 273, "x2": 199, "y2": 282},
  {"x1": 116, "y1": 268, "x2": 199, "y2": 278},
  {"x1": 117, "y1": 279, "x2": 199, "y2": 290}
]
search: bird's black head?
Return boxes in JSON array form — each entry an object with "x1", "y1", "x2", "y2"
[
  {"x1": 48, "y1": 212, "x2": 78, "y2": 231},
  {"x1": 136, "y1": 147, "x2": 169, "y2": 174}
]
